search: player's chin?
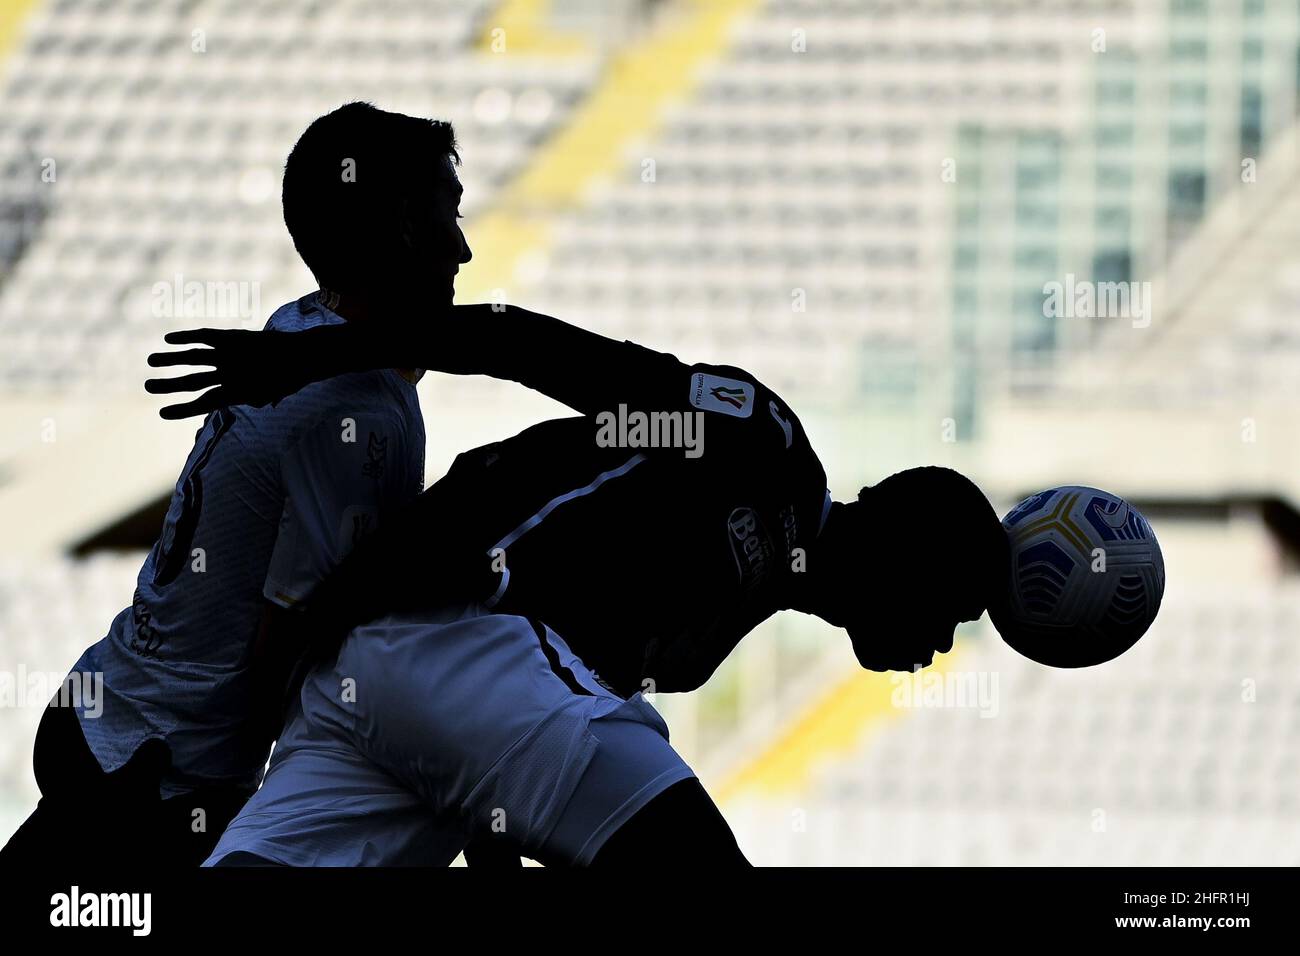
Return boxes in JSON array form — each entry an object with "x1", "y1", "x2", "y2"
[
  {"x1": 860, "y1": 657, "x2": 934, "y2": 674},
  {"x1": 850, "y1": 640, "x2": 934, "y2": 673}
]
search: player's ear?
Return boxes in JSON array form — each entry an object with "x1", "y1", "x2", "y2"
[{"x1": 396, "y1": 196, "x2": 421, "y2": 252}]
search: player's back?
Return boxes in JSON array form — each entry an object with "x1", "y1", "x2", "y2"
[
  {"x1": 72, "y1": 293, "x2": 424, "y2": 797},
  {"x1": 436, "y1": 363, "x2": 828, "y2": 696}
]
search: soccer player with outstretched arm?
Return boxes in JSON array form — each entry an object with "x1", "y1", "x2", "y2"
[{"x1": 146, "y1": 308, "x2": 1011, "y2": 867}]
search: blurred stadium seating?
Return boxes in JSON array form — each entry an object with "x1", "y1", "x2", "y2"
[{"x1": 1, "y1": 0, "x2": 1298, "y2": 865}]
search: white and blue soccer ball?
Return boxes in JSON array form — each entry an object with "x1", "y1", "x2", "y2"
[{"x1": 990, "y1": 486, "x2": 1165, "y2": 668}]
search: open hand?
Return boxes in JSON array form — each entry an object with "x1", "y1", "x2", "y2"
[{"x1": 145, "y1": 325, "x2": 354, "y2": 419}]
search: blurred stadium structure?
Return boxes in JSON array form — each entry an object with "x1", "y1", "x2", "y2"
[{"x1": 2, "y1": 0, "x2": 1298, "y2": 865}]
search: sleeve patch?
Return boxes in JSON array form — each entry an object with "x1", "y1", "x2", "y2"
[{"x1": 689, "y1": 372, "x2": 755, "y2": 418}]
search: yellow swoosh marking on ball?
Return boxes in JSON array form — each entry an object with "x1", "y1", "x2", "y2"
[{"x1": 1015, "y1": 491, "x2": 1092, "y2": 559}]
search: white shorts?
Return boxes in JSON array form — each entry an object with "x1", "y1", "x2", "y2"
[{"x1": 204, "y1": 604, "x2": 694, "y2": 866}]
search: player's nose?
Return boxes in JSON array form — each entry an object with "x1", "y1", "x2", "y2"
[{"x1": 458, "y1": 226, "x2": 472, "y2": 265}]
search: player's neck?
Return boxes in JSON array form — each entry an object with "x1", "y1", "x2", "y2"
[
  {"x1": 785, "y1": 501, "x2": 847, "y2": 618},
  {"x1": 320, "y1": 288, "x2": 381, "y2": 326},
  {"x1": 786, "y1": 559, "x2": 833, "y2": 616},
  {"x1": 319, "y1": 288, "x2": 421, "y2": 381}
]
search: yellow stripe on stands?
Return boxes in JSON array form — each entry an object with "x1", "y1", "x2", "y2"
[
  {"x1": 457, "y1": 0, "x2": 760, "y2": 302},
  {"x1": 506, "y1": 0, "x2": 757, "y2": 205},
  {"x1": 0, "y1": 0, "x2": 41, "y2": 64},
  {"x1": 477, "y1": 0, "x2": 589, "y2": 56},
  {"x1": 714, "y1": 652, "x2": 968, "y2": 804}
]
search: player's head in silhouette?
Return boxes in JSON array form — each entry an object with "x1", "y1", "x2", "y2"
[
  {"x1": 791, "y1": 466, "x2": 1010, "y2": 671},
  {"x1": 282, "y1": 101, "x2": 470, "y2": 313}
]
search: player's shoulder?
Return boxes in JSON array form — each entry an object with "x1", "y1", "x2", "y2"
[
  {"x1": 686, "y1": 364, "x2": 823, "y2": 491},
  {"x1": 249, "y1": 295, "x2": 421, "y2": 448},
  {"x1": 684, "y1": 362, "x2": 805, "y2": 441},
  {"x1": 272, "y1": 378, "x2": 418, "y2": 459},
  {"x1": 226, "y1": 372, "x2": 416, "y2": 457}
]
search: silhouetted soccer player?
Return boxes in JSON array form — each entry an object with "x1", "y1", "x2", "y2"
[
  {"x1": 0, "y1": 102, "x2": 469, "y2": 866},
  {"x1": 145, "y1": 311, "x2": 1011, "y2": 867}
]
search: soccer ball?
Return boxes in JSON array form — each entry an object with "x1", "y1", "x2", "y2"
[{"x1": 990, "y1": 486, "x2": 1165, "y2": 668}]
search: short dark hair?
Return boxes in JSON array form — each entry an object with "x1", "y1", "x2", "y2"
[{"x1": 282, "y1": 102, "x2": 458, "y2": 293}]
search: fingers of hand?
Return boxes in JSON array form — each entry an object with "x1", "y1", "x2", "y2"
[
  {"x1": 145, "y1": 370, "x2": 221, "y2": 394},
  {"x1": 159, "y1": 387, "x2": 227, "y2": 420},
  {"x1": 163, "y1": 328, "x2": 230, "y2": 346},
  {"x1": 147, "y1": 348, "x2": 220, "y2": 369}
]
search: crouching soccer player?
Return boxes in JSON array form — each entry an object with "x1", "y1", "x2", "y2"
[{"x1": 147, "y1": 308, "x2": 1010, "y2": 866}]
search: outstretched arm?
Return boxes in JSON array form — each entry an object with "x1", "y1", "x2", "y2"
[{"x1": 147, "y1": 304, "x2": 686, "y2": 420}]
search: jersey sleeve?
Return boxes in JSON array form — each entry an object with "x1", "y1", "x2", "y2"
[
  {"x1": 620, "y1": 352, "x2": 811, "y2": 468},
  {"x1": 682, "y1": 362, "x2": 803, "y2": 457},
  {"x1": 493, "y1": 322, "x2": 803, "y2": 464},
  {"x1": 263, "y1": 406, "x2": 416, "y2": 608}
]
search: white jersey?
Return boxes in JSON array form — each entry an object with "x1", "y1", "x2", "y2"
[{"x1": 71, "y1": 293, "x2": 424, "y2": 797}]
